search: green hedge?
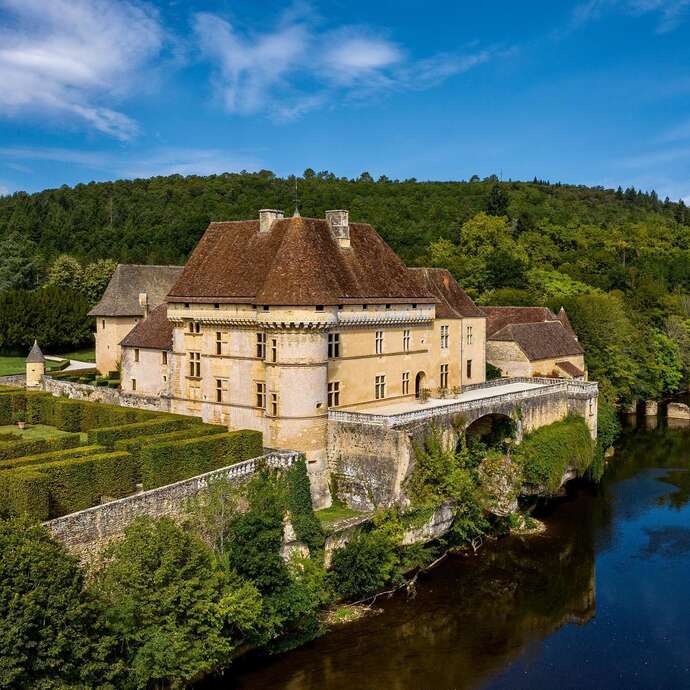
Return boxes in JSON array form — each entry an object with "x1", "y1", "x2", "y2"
[
  {"x1": 140, "y1": 430, "x2": 263, "y2": 489},
  {"x1": 0, "y1": 432, "x2": 20, "y2": 443},
  {"x1": 516, "y1": 415, "x2": 595, "y2": 493},
  {"x1": 0, "y1": 470, "x2": 50, "y2": 521},
  {"x1": 285, "y1": 457, "x2": 325, "y2": 552},
  {"x1": 0, "y1": 445, "x2": 104, "y2": 471},
  {"x1": 0, "y1": 434, "x2": 81, "y2": 463},
  {"x1": 114, "y1": 425, "x2": 225, "y2": 471},
  {"x1": 25, "y1": 391, "x2": 55, "y2": 425},
  {"x1": 86, "y1": 417, "x2": 192, "y2": 448},
  {"x1": 51, "y1": 399, "x2": 159, "y2": 432},
  {"x1": 0, "y1": 390, "x2": 27, "y2": 425}
]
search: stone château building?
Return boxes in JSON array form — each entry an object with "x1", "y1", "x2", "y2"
[{"x1": 91, "y1": 210, "x2": 487, "y2": 504}]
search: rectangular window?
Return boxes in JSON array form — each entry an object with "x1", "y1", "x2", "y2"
[
  {"x1": 131, "y1": 378, "x2": 137, "y2": 391},
  {"x1": 328, "y1": 333, "x2": 340, "y2": 358},
  {"x1": 256, "y1": 332, "x2": 266, "y2": 359},
  {"x1": 270, "y1": 392, "x2": 279, "y2": 417},
  {"x1": 440, "y1": 363, "x2": 449, "y2": 389},
  {"x1": 271, "y1": 338, "x2": 277, "y2": 363},
  {"x1": 134, "y1": 348, "x2": 139, "y2": 363},
  {"x1": 101, "y1": 319, "x2": 105, "y2": 330},
  {"x1": 162, "y1": 351, "x2": 168, "y2": 365},
  {"x1": 316, "y1": 305, "x2": 324, "y2": 312},
  {"x1": 403, "y1": 329, "x2": 411, "y2": 352},
  {"x1": 188, "y1": 352, "x2": 201, "y2": 378},
  {"x1": 466, "y1": 325, "x2": 473, "y2": 345},
  {"x1": 216, "y1": 379, "x2": 223, "y2": 403},
  {"x1": 375, "y1": 375, "x2": 386, "y2": 400},
  {"x1": 466, "y1": 359, "x2": 473, "y2": 379},
  {"x1": 216, "y1": 332, "x2": 222, "y2": 355},
  {"x1": 375, "y1": 330, "x2": 384, "y2": 355},
  {"x1": 328, "y1": 381, "x2": 341, "y2": 408},
  {"x1": 256, "y1": 382, "x2": 266, "y2": 409},
  {"x1": 440, "y1": 324, "x2": 449, "y2": 349},
  {"x1": 189, "y1": 322, "x2": 194, "y2": 334},
  {"x1": 402, "y1": 371, "x2": 410, "y2": 396}
]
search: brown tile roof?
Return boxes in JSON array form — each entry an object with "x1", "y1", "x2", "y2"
[
  {"x1": 489, "y1": 321, "x2": 584, "y2": 361},
  {"x1": 167, "y1": 217, "x2": 435, "y2": 305},
  {"x1": 408, "y1": 268, "x2": 484, "y2": 318},
  {"x1": 88, "y1": 264, "x2": 183, "y2": 317},
  {"x1": 482, "y1": 306, "x2": 558, "y2": 337},
  {"x1": 556, "y1": 360, "x2": 585, "y2": 378},
  {"x1": 557, "y1": 306, "x2": 577, "y2": 339},
  {"x1": 120, "y1": 304, "x2": 173, "y2": 350}
]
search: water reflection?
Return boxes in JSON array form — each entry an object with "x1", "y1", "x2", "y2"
[{"x1": 206, "y1": 422, "x2": 690, "y2": 690}]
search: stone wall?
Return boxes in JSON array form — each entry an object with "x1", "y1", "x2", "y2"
[
  {"x1": 42, "y1": 376, "x2": 170, "y2": 412},
  {"x1": 45, "y1": 452, "x2": 300, "y2": 559}
]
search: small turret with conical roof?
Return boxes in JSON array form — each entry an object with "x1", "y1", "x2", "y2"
[{"x1": 26, "y1": 340, "x2": 45, "y2": 388}]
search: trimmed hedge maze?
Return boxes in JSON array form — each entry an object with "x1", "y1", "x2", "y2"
[{"x1": 0, "y1": 387, "x2": 263, "y2": 521}]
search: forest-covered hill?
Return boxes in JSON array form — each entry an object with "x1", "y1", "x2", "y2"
[{"x1": 1, "y1": 170, "x2": 689, "y2": 404}]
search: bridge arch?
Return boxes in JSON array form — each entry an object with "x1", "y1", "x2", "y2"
[{"x1": 464, "y1": 412, "x2": 518, "y2": 450}]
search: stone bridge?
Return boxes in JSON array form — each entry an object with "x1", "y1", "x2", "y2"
[{"x1": 327, "y1": 377, "x2": 598, "y2": 510}]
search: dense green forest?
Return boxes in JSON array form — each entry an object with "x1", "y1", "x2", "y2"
[{"x1": 1, "y1": 170, "x2": 689, "y2": 403}]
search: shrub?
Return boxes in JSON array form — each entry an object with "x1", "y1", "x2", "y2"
[
  {"x1": 87, "y1": 417, "x2": 192, "y2": 447},
  {"x1": 285, "y1": 458, "x2": 324, "y2": 552},
  {"x1": 0, "y1": 433, "x2": 81, "y2": 462},
  {"x1": 0, "y1": 432, "x2": 19, "y2": 442},
  {"x1": 140, "y1": 430, "x2": 262, "y2": 489},
  {"x1": 0, "y1": 389, "x2": 27, "y2": 424},
  {"x1": 0, "y1": 444, "x2": 103, "y2": 471},
  {"x1": 516, "y1": 415, "x2": 594, "y2": 493},
  {"x1": 329, "y1": 514, "x2": 402, "y2": 600},
  {"x1": 590, "y1": 401, "x2": 622, "y2": 482},
  {"x1": 51, "y1": 398, "x2": 160, "y2": 432}
]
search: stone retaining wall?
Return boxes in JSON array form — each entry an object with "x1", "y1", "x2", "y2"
[
  {"x1": 43, "y1": 376, "x2": 169, "y2": 412},
  {"x1": 46, "y1": 451, "x2": 300, "y2": 559}
]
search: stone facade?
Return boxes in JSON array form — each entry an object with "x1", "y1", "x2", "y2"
[
  {"x1": 94, "y1": 315, "x2": 140, "y2": 375},
  {"x1": 487, "y1": 340, "x2": 585, "y2": 379}
]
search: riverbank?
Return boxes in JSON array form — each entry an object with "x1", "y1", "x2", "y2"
[{"x1": 199, "y1": 418, "x2": 690, "y2": 689}]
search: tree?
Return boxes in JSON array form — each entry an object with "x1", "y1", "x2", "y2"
[
  {"x1": 46, "y1": 254, "x2": 83, "y2": 292},
  {"x1": 485, "y1": 183, "x2": 509, "y2": 216},
  {"x1": 82, "y1": 259, "x2": 117, "y2": 305},
  {"x1": 95, "y1": 516, "x2": 260, "y2": 690},
  {"x1": 0, "y1": 233, "x2": 42, "y2": 291},
  {"x1": 0, "y1": 518, "x2": 115, "y2": 690}
]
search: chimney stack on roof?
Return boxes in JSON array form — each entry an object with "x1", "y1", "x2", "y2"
[
  {"x1": 326, "y1": 209, "x2": 350, "y2": 248},
  {"x1": 139, "y1": 292, "x2": 149, "y2": 319},
  {"x1": 259, "y1": 209, "x2": 284, "y2": 233}
]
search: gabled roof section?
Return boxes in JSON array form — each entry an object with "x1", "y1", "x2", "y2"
[
  {"x1": 120, "y1": 304, "x2": 173, "y2": 350},
  {"x1": 557, "y1": 306, "x2": 577, "y2": 339},
  {"x1": 408, "y1": 268, "x2": 484, "y2": 319},
  {"x1": 489, "y1": 321, "x2": 584, "y2": 361},
  {"x1": 26, "y1": 340, "x2": 44, "y2": 363},
  {"x1": 167, "y1": 217, "x2": 435, "y2": 305},
  {"x1": 88, "y1": 265, "x2": 183, "y2": 317},
  {"x1": 482, "y1": 306, "x2": 558, "y2": 337}
]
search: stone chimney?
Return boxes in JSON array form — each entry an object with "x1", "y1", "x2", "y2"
[
  {"x1": 139, "y1": 292, "x2": 149, "y2": 319},
  {"x1": 326, "y1": 210, "x2": 350, "y2": 248},
  {"x1": 259, "y1": 209, "x2": 285, "y2": 233}
]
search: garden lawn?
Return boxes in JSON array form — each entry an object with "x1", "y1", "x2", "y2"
[
  {"x1": 316, "y1": 502, "x2": 362, "y2": 527},
  {"x1": 58, "y1": 349, "x2": 95, "y2": 363},
  {"x1": 0, "y1": 357, "x2": 63, "y2": 377},
  {"x1": 0, "y1": 424, "x2": 78, "y2": 441}
]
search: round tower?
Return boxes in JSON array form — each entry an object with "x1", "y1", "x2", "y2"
[{"x1": 26, "y1": 340, "x2": 45, "y2": 388}]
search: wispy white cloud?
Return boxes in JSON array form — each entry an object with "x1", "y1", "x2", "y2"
[
  {"x1": 0, "y1": 145, "x2": 261, "y2": 180},
  {"x1": 0, "y1": 0, "x2": 164, "y2": 139},
  {"x1": 193, "y1": 8, "x2": 502, "y2": 121},
  {"x1": 568, "y1": 0, "x2": 690, "y2": 33}
]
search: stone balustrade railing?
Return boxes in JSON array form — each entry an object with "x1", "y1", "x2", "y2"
[{"x1": 329, "y1": 377, "x2": 598, "y2": 428}]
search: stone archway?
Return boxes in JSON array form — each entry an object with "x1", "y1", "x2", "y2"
[
  {"x1": 464, "y1": 413, "x2": 517, "y2": 450},
  {"x1": 415, "y1": 371, "x2": 426, "y2": 398}
]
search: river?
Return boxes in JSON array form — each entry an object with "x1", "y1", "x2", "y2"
[{"x1": 208, "y1": 417, "x2": 690, "y2": 690}]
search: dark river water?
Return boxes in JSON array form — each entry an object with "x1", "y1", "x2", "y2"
[{"x1": 208, "y1": 417, "x2": 690, "y2": 690}]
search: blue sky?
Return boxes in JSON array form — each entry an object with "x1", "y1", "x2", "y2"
[{"x1": 1, "y1": 0, "x2": 690, "y2": 200}]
